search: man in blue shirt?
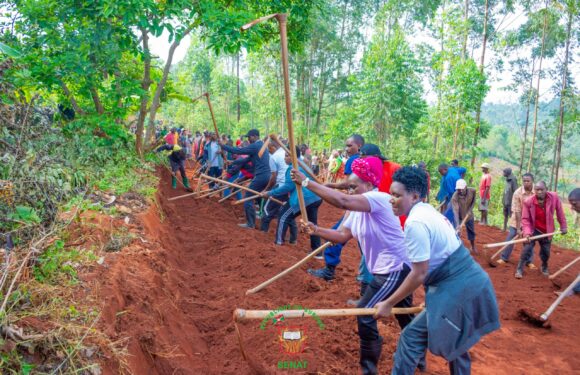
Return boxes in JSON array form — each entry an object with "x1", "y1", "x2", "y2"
[
  {"x1": 436, "y1": 164, "x2": 466, "y2": 217},
  {"x1": 219, "y1": 129, "x2": 270, "y2": 229}
]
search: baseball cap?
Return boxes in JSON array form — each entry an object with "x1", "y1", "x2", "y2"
[
  {"x1": 481, "y1": 162, "x2": 491, "y2": 169},
  {"x1": 456, "y1": 179, "x2": 467, "y2": 190},
  {"x1": 359, "y1": 143, "x2": 387, "y2": 161},
  {"x1": 244, "y1": 129, "x2": 260, "y2": 137}
]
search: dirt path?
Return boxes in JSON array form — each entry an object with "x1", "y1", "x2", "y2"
[{"x1": 95, "y1": 168, "x2": 579, "y2": 374}]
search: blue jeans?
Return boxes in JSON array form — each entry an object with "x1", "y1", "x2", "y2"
[
  {"x1": 392, "y1": 310, "x2": 471, "y2": 375},
  {"x1": 244, "y1": 175, "x2": 269, "y2": 228},
  {"x1": 208, "y1": 166, "x2": 222, "y2": 188},
  {"x1": 223, "y1": 173, "x2": 243, "y2": 200},
  {"x1": 517, "y1": 229, "x2": 551, "y2": 273},
  {"x1": 501, "y1": 226, "x2": 534, "y2": 264},
  {"x1": 501, "y1": 227, "x2": 518, "y2": 261},
  {"x1": 444, "y1": 205, "x2": 455, "y2": 227},
  {"x1": 324, "y1": 217, "x2": 345, "y2": 266}
]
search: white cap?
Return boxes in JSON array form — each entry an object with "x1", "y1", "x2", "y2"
[
  {"x1": 481, "y1": 162, "x2": 491, "y2": 169},
  {"x1": 456, "y1": 179, "x2": 467, "y2": 190}
]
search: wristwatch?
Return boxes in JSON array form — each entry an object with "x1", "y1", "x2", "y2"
[{"x1": 301, "y1": 177, "x2": 310, "y2": 188}]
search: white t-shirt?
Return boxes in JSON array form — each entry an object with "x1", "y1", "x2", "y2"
[
  {"x1": 269, "y1": 147, "x2": 288, "y2": 186},
  {"x1": 404, "y1": 202, "x2": 461, "y2": 273},
  {"x1": 209, "y1": 142, "x2": 221, "y2": 167},
  {"x1": 342, "y1": 191, "x2": 408, "y2": 275}
]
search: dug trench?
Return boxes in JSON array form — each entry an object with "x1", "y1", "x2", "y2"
[{"x1": 93, "y1": 168, "x2": 579, "y2": 374}]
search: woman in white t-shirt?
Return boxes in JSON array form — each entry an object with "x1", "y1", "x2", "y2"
[
  {"x1": 291, "y1": 157, "x2": 425, "y2": 375},
  {"x1": 374, "y1": 166, "x2": 499, "y2": 375}
]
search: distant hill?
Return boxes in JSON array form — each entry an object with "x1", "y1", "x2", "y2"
[{"x1": 481, "y1": 100, "x2": 559, "y2": 130}]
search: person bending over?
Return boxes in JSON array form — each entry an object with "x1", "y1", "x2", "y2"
[
  {"x1": 291, "y1": 157, "x2": 426, "y2": 375},
  {"x1": 374, "y1": 166, "x2": 500, "y2": 375}
]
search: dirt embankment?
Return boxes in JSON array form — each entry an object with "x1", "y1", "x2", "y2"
[{"x1": 92, "y1": 168, "x2": 579, "y2": 374}]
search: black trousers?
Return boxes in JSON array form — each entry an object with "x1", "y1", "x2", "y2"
[
  {"x1": 260, "y1": 193, "x2": 288, "y2": 232},
  {"x1": 276, "y1": 199, "x2": 322, "y2": 250}
]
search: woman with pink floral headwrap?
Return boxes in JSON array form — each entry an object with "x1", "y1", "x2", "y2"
[{"x1": 290, "y1": 157, "x2": 425, "y2": 375}]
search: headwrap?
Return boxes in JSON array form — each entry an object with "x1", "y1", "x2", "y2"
[{"x1": 351, "y1": 157, "x2": 383, "y2": 187}]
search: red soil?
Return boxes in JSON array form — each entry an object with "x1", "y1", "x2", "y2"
[{"x1": 95, "y1": 168, "x2": 579, "y2": 374}]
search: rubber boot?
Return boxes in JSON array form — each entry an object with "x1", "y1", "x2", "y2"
[
  {"x1": 360, "y1": 337, "x2": 383, "y2": 375},
  {"x1": 171, "y1": 176, "x2": 177, "y2": 189},
  {"x1": 307, "y1": 265, "x2": 335, "y2": 281},
  {"x1": 182, "y1": 177, "x2": 193, "y2": 192}
]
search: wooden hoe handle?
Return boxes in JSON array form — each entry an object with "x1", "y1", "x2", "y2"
[
  {"x1": 484, "y1": 231, "x2": 561, "y2": 249},
  {"x1": 234, "y1": 306, "x2": 424, "y2": 321}
]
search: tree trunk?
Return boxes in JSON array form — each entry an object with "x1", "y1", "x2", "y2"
[
  {"x1": 527, "y1": 8, "x2": 548, "y2": 172},
  {"x1": 60, "y1": 81, "x2": 85, "y2": 115},
  {"x1": 237, "y1": 52, "x2": 241, "y2": 123},
  {"x1": 470, "y1": 0, "x2": 489, "y2": 168},
  {"x1": 452, "y1": 109, "x2": 461, "y2": 158},
  {"x1": 550, "y1": 10, "x2": 573, "y2": 191},
  {"x1": 135, "y1": 28, "x2": 152, "y2": 157},
  {"x1": 306, "y1": 43, "x2": 316, "y2": 142},
  {"x1": 113, "y1": 70, "x2": 124, "y2": 109},
  {"x1": 434, "y1": 1, "x2": 445, "y2": 156},
  {"x1": 332, "y1": 0, "x2": 349, "y2": 116},
  {"x1": 518, "y1": 62, "x2": 535, "y2": 173},
  {"x1": 315, "y1": 56, "x2": 328, "y2": 130},
  {"x1": 145, "y1": 25, "x2": 194, "y2": 146},
  {"x1": 89, "y1": 86, "x2": 105, "y2": 114},
  {"x1": 461, "y1": 0, "x2": 469, "y2": 60}
]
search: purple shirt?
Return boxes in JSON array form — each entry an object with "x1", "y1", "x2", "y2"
[{"x1": 342, "y1": 191, "x2": 408, "y2": 274}]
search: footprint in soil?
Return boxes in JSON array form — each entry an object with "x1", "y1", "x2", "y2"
[{"x1": 306, "y1": 280, "x2": 322, "y2": 292}]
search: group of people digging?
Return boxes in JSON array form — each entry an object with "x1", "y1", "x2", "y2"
[
  {"x1": 436, "y1": 160, "x2": 570, "y2": 281},
  {"x1": 159, "y1": 128, "x2": 576, "y2": 375}
]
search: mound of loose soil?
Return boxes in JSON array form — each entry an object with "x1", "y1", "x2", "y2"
[{"x1": 93, "y1": 168, "x2": 579, "y2": 374}]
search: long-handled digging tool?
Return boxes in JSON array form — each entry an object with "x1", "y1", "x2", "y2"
[
  {"x1": 269, "y1": 134, "x2": 321, "y2": 183},
  {"x1": 200, "y1": 174, "x2": 284, "y2": 205},
  {"x1": 167, "y1": 177, "x2": 214, "y2": 201},
  {"x1": 191, "y1": 92, "x2": 220, "y2": 139},
  {"x1": 196, "y1": 184, "x2": 229, "y2": 199},
  {"x1": 245, "y1": 242, "x2": 333, "y2": 295},
  {"x1": 455, "y1": 214, "x2": 471, "y2": 236},
  {"x1": 233, "y1": 194, "x2": 262, "y2": 205},
  {"x1": 218, "y1": 180, "x2": 250, "y2": 203},
  {"x1": 518, "y1": 273, "x2": 580, "y2": 329},
  {"x1": 246, "y1": 212, "x2": 351, "y2": 295},
  {"x1": 242, "y1": 13, "x2": 309, "y2": 223},
  {"x1": 257, "y1": 137, "x2": 270, "y2": 158},
  {"x1": 234, "y1": 306, "x2": 424, "y2": 321},
  {"x1": 549, "y1": 256, "x2": 580, "y2": 280},
  {"x1": 485, "y1": 232, "x2": 561, "y2": 268},
  {"x1": 483, "y1": 231, "x2": 561, "y2": 249},
  {"x1": 486, "y1": 235, "x2": 521, "y2": 268},
  {"x1": 233, "y1": 305, "x2": 424, "y2": 365}
]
